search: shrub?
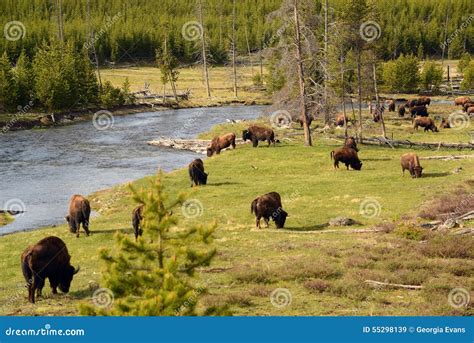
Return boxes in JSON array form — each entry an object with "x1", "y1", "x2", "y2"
[
  {"x1": 461, "y1": 60, "x2": 474, "y2": 90},
  {"x1": 420, "y1": 61, "x2": 443, "y2": 90},
  {"x1": 382, "y1": 54, "x2": 420, "y2": 93},
  {"x1": 304, "y1": 279, "x2": 330, "y2": 293},
  {"x1": 419, "y1": 235, "x2": 474, "y2": 259}
]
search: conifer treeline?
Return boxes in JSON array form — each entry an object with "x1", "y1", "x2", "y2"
[{"x1": 1, "y1": 0, "x2": 472, "y2": 64}]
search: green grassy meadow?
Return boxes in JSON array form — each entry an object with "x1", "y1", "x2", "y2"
[{"x1": 0, "y1": 105, "x2": 473, "y2": 316}]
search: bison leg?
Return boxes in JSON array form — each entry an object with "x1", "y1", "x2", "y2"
[
  {"x1": 264, "y1": 218, "x2": 269, "y2": 228},
  {"x1": 256, "y1": 217, "x2": 261, "y2": 229},
  {"x1": 36, "y1": 278, "x2": 45, "y2": 298},
  {"x1": 83, "y1": 219, "x2": 90, "y2": 236},
  {"x1": 334, "y1": 160, "x2": 339, "y2": 169},
  {"x1": 29, "y1": 277, "x2": 41, "y2": 303},
  {"x1": 216, "y1": 148, "x2": 221, "y2": 155},
  {"x1": 252, "y1": 138, "x2": 258, "y2": 148},
  {"x1": 345, "y1": 163, "x2": 350, "y2": 170}
]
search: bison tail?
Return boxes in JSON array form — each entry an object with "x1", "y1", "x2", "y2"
[
  {"x1": 251, "y1": 199, "x2": 257, "y2": 215},
  {"x1": 21, "y1": 253, "x2": 32, "y2": 284}
]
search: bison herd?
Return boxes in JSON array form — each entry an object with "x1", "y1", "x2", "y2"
[{"x1": 18, "y1": 95, "x2": 470, "y2": 303}]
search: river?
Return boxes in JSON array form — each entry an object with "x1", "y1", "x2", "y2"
[{"x1": 0, "y1": 105, "x2": 266, "y2": 235}]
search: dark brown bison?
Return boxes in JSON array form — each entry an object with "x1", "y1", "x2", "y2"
[
  {"x1": 462, "y1": 102, "x2": 474, "y2": 112},
  {"x1": 387, "y1": 99, "x2": 395, "y2": 112},
  {"x1": 21, "y1": 236, "x2": 79, "y2": 303},
  {"x1": 410, "y1": 105, "x2": 428, "y2": 117},
  {"x1": 344, "y1": 136, "x2": 359, "y2": 152},
  {"x1": 440, "y1": 118, "x2": 451, "y2": 129},
  {"x1": 454, "y1": 96, "x2": 471, "y2": 106},
  {"x1": 467, "y1": 106, "x2": 474, "y2": 116},
  {"x1": 207, "y1": 133, "x2": 236, "y2": 157},
  {"x1": 418, "y1": 96, "x2": 431, "y2": 106},
  {"x1": 251, "y1": 192, "x2": 288, "y2": 229},
  {"x1": 132, "y1": 205, "x2": 144, "y2": 240},
  {"x1": 295, "y1": 114, "x2": 313, "y2": 127},
  {"x1": 335, "y1": 113, "x2": 349, "y2": 127},
  {"x1": 242, "y1": 125, "x2": 275, "y2": 147},
  {"x1": 330, "y1": 147, "x2": 362, "y2": 170},
  {"x1": 188, "y1": 158, "x2": 208, "y2": 187},
  {"x1": 413, "y1": 116, "x2": 438, "y2": 132},
  {"x1": 398, "y1": 104, "x2": 406, "y2": 117},
  {"x1": 65, "y1": 194, "x2": 91, "y2": 238},
  {"x1": 401, "y1": 153, "x2": 423, "y2": 178}
]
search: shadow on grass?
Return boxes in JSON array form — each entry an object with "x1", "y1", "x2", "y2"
[
  {"x1": 363, "y1": 157, "x2": 392, "y2": 161},
  {"x1": 69, "y1": 288, "x2": 93, "y2": 301},
  {"x1": 207, "y1": 182, "x2": 243, "y2": 186},
  {"x1": 90, "y1": 228, "x2": 130, "y2": 235},
  {"x1": 282, "y1": 223, "x2": 329, "y2": 232},
  {"x1": 423, "y1": 172, "x2": 450, "y2": 178}
]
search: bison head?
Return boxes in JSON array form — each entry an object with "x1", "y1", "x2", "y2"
[
  {"x1": 65, "y1": 215, "x2": 77, "y2": 233},
  {"x1": 351, "y1": 161, "x2": 363, "y2": 170},
  {"x1": 200, "y1": 172, "x2": 208, "y2": 185},
  {"x1": 274, "y1": 209, "x2": 288, "y2": 229},
  {"x1": 242, "y1": 130, "x2": 251, "y2": 141},
  {"x1": 412, "y1": 166, "x2": 423, "y2": 178},
  {"x1": 58, "y1": 265, "x2": 80, "y2": 293},
  {"x1": 206, "y1": 147, "x2": 214, "y2": 157}
]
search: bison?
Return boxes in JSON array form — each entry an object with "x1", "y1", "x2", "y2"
[
  {"x1": 65, "y1": 194, "x2": 90, "y2": 238},
  {"x1": 330, "y1": 147, "x2": 362, "y2": 170},
  {"x1": 21, "y1": 236, "x2": 79, "y2": 303},
  {"x1": 454, "y1": 96, "x2": 471, "y2": 106},
  {"x1": 413, "y1": 116, "x2": 438, "y2": 132},
  {"x1": 398, "y1": 104, "x2": 406, "y2": 117},
  {"x1": 251, "y1": 192, "x2": 288, "y2": 229},
  {"x1": 401, "y1": 153, "x2": 423, "y2": 178},
  {"x1": 242, "y1": 125, "x2": 275, "y2": 147},
  {"x1": 344, "y1": 136, "x2": 359, "y2": 152},
  {"x1": 132, "y1": 205, "x2": 144, "y2": 240},
  {"x1": 462, "y1": 102, "x2": 474, "y2": 112},
  {"x1": 410, "y1": 105, "x2": 428, "y2": 117},
  {"x1": 188, "y1": 158, "x2": 208, "y2": 187},
  {"x1": 335, "y1": 113, "x2": 349, "y2": 127},
  {"x1": 387, "y1": 99, "x2": 396, "y2": 112},
  {"x1": 440, "y1": 118, "x2": 451, "y2": 129},
  {"x1": 295, "y1": 114, "x2": 313, "y2": 127},
  {"x1": 467, "y1": 106, "x2": 474, "y2": 116},
  {"x1": 207, "y1": 133, "x2": 236, "y2": 157},
  {"x1": 418, "y1": 96, "x2": 431, "y2": 106}
]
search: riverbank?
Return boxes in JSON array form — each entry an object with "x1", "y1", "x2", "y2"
[{"x1": 0, "y1": 107, "x2": 472, "y2": 316}]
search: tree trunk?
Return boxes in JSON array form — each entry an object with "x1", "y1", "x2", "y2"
[
  {"x1": 372, "y1": 55, "x2": 386, "y2": 138},
  {"x1": 232, "y1": 0, "x2": 238, "y2": 98},
  {"x1": 294, "y1": 0, "x2": 312, "y2": 147},
  {"x1": 356, "y1": 49, "x2": 363, "y2": 143},
  {"x1": 323, "y1": 0, "x2": 329, "y2": 124},
  {"x1": 86, "y1": 0, "x2": 102, "y2": 89},
  {"x1": 340, "y1": 52, "x2": 348, "y2": 138},
  {"x1": 198, "y1": 0, "x2": 211, "y2": 98}
]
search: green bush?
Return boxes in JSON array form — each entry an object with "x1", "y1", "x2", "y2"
[
  {"x1": 461, "y1": 60, "x2": 474, "y2": 90},
  {"x1": 420, "y1": 61, "x2": 443, "y2": 90},
  {"x1": 382, "y1": 54, "x2": 420, "y2": 93}
]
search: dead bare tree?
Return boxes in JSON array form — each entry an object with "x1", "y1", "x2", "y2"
[
  {"x1": 232, "y1": 0, "x2": 238, "y2": 97},
  {"x1": 86, "y1": 0, "x2": 102, "y2": 89},
  {"x1": 323, "y1": 0, "x2": 329, "y2": 125},
  {"x1": 198, "y1": 0, "x2": 211, "y2": 98},
  {"x1": 294, "y1": 0, "x2": 312, "y2": 146},
  {"x1": 372, "y1": 53, "x2": 386, "y2": 138}
]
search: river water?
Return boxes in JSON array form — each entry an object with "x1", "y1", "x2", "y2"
[{"x1": 0, "y1": 105, "x2": 266, "y2": 235}]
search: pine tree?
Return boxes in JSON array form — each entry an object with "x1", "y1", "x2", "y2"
[
  {"x1": 79, "y1": 172, "x2": 226, "y2": 316},
  {"x1": 0, "y1": 52, "x2": 18, "y2": 113},
  {"x1": 14, "y1": 50, "x2": 34, "y2": 107}
]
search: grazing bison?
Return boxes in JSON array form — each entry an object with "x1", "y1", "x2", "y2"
[
  {"x1": 401, "y1": 153, "x2": 423, "y2": 178},
  {"x1": 65, "y1": 195, "x2": 91, "y2": 238},
  {"x1": 454, "y1": 96, "x2": 471, "y2": 106},
  {"x1": 467, "y1": 106, "x2": 474, "y2": 116},
  {"x1": 418, "y1": 96, "x2": 431, "y2": 106},
  {"x1": 251, "y1": 192, "x2": 288, "y2": 229},
  {"x1": 440, "y1": 118, "x2": 451, "y2": 129},
  {"x1": 207, "y1": 133, "x2": 236, "y2": 157},
  {"x1": 335, "y1": 113, "x2": 349, "y2": 127},
  {"x1": 398, "y1": 104, "x2": 406, "y2": 117},
  {"x1": 132, "y1": 205, "x2": 144, "y2": 240},
  {"x1": 242, "y1": 125, "x2": 275, "y2": 147},
  {"x1": 413, "y1": 116, "x2": 438, "y2": 132},
  {"x1": 330, "y1": 147, "x2": 362, "y2": 170},
  {"x1": 387, "y1": 99, "x2": 396, "y2": 112},
  {"x1": 344, "y1": 136, "x2": 359, "y2": 152},
  {"x1": 463, "y1": 102, "x2": 474, "y2": 112},
  {"x1": 21, "y1": 236, "x2": 79, "y2": 303},
  {"x1": 410, "y1": 105, "x2": 428, "y2": 117},
  {"x1": 295, "y1": 114, "x2": 313, "y2": 127},
  {"x1": 188, "y1": 158, "x2": 208, "y2": 187}
]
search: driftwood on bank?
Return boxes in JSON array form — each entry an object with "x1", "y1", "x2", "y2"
[
  {"x1": 364, "y1": 280, "x2": 424, "y2": 290},
  {"x1": 421, "y1": 210, "x2": 474, "y2": 231},
  {"x1": 148, "y1": 137, "x2": 246, "y2": 154},
  {"x1": 336, "y1": 135, "x2": 474, "y2": 150}
]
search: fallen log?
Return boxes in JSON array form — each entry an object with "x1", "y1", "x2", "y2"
[
  {"x1": 148, "y1": 137, "x2": 246, "y2": 154},
  {"x1": 364, "y1": 280, "x2": 424, "y2": 290},
  {"x1": 420, "y1": 155, "x2": 474, "y2": 160},
  {"x1": 336, "y1": 136, "x2": 474, "y2": 150}
]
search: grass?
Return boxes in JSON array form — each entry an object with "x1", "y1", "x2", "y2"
[
  {"x1": 0, "y1": 105, "x2": 473, "y2": 316},
  {"x1": 0, "y1": 213, "x2": 13, "y2": 227}
]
